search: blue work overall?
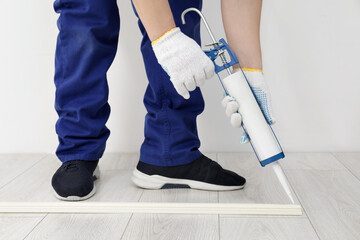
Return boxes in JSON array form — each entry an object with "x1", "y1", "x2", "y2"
[{"x1": 53, "y1": 0, "x2": 204, "y2": 166}]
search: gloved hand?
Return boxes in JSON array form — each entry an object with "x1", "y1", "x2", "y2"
[
  {"x1": 222, "y1": 68, "x2": 276, "y2": 143},
  {"x1": 152, "y1": 27, "x2": 215, "y2": 99}
]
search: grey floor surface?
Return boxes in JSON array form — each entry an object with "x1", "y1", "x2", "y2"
[{"x1": 0, "y1": 152, "x2": 359, "y2": 240}]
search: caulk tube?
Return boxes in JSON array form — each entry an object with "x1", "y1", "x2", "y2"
[{"x1": 222, "y1": 71, "x2": 285, "y2": 166}]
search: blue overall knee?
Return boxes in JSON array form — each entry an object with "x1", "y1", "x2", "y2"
[
  {"x1": 132, "y1": 0, "x2": 205, "y2": 166},
  {"x1": 53, "y1": 0, "x2": 120, "y2": 162}
]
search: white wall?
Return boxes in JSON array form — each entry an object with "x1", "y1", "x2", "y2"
[{"x1": 0, "y1": 0, "x2": 359, "y2": 155}]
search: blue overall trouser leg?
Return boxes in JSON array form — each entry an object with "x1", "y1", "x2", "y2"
[
  {"x1": 132, "y1": 0, "x2": 205, "y2": 166},
  {"x1": 53, "y1": 0, "x2": 120, "y2": 163}
]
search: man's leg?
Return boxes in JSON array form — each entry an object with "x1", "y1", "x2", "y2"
[
  {"x1": 51, "y1": 0, "x2": 120, "y2": 201},
  {"x1": 53, "y1": 0, "x2": 120, "y2": 163},
  {"x1": 132, "y1": 0, "x2": 204, "y2": 167},
  {"x1": 131, "y1": 0, "x2": 246, "y2": 190}
]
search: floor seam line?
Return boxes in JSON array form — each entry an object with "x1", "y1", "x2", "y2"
[
  {"x1": 119, "y1": 213, "x2": 134, "y2": 240},
  {"x1": 330, "y1": 152, "x2": 360, "y2": 182},
  {"x1": 22, "y1": 213, "x2": 49, "y2": 240},
  {"x1": 120, "y1": 183, "x2": 144, "y2": 240},
  {"x1": 0, "y1": 153, "x2": 49, "y2": 191}
]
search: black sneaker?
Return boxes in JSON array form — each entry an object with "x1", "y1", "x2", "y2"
[
  {"x1": 51, "y1": 160, "x2": 100, "y2": 201},
  {"x1": 132, "y1": 154, "x2": 246, "y2": 191}
]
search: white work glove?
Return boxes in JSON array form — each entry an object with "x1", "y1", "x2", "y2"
[
  {"x1": 222, "y1": 68, "x2": 276, "y2": 143},
  {"x1": 152, "y1": 27, "x2": 215, "y2": 99}
]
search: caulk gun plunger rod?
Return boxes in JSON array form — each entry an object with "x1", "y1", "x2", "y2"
[
  {"x1": 181, "y1": 8, "x2": 217, "y2": 44},
  {"x1": 181, "y1": 8, "x2": 232, "y2": 75}
]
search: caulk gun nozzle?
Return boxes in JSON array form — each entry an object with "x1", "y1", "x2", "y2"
[{"x1": 271, "y1": 162, "x2": 296, "y2": 204}]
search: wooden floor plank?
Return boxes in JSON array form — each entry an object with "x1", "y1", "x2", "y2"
[
  {"x1": 121, "y1": 214, "x2": 219, "y2": 240},
  {"x1": 333, "y1": 152, "x2": 360, "y2": 180},
  {"x1": 24, "y1": 213, "x2": 132, "y2": 240},
  {"x1": 0, "y1": 154, "x2": 64, "y2": 201},
  {"x1": 217, "y1": 153, "x2": 299, "y2": 205},
  {"x1": 0, "y1": 153, "x2": 47, "y2": 189},
  {"x1": 220, "y1": 217, "x2": 319, "y2": 240},
  {"x1": 86, "y1": 170, "x2": 143, "y2": 202},
  {"x1": 286, "y1": 169, "x2": 360, "y2": 240},
  {"x1": 280, "y1": 153, "x2": 346, "y2": 170},
  {"x1": 0, "y1": 214, "x2": 45, "y2": 240}
]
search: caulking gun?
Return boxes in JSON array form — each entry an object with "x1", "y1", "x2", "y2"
[{"x1": 181, "y1": 8, "x2": 295, "y2": 204}]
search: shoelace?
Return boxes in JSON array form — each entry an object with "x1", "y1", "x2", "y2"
[{"x1": 63, "y1": 161, "x2": 79, "y2": 170}]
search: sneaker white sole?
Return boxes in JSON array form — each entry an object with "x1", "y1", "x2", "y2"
[
  {"x1": 53, "y1": 166, "x2": 101, "y2": 201},
  {"x1": 131, "y1": 168, "x2": 245, "y2": 191}
]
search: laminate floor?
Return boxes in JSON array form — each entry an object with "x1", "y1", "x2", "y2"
[{"x1": 0, "y1": 152, "x2": 359, "y2": 239}]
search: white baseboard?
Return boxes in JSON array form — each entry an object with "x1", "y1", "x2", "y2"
[{"x1": 0, "y1": 202, "x2": 302, "y2": 215}]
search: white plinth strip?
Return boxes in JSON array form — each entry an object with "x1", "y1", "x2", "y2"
[{"x1": 0, "y1": 202, "x2": 302, "y2": 215}]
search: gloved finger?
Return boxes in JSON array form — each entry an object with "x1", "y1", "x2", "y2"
[
  {"x1": 184, "y1": 78, "x2": 196, "y2": 91},
  {"x1": 193, "y1": 71, "x2": 206, "y2": 87},
  {"x1": 265, "y1": 94, "x2": 276, "y2": 125},
  {"x1": 203, "y1": 59, "x2": 215, "y2": 79},
  {"x1": 259, "y1": 93, "x2": 276, "y2": 125},
  {"x1": 251, "y1": 86, "x2": 276, "y2": 125},
  {"x1": 225, "y1": 101, "x2": 239, "y2": 117},
  {"x1": 221, "y1": 95, "x2": 236, "y2": 108},
  {"x1": 230, "y1": 113, "x2": 242, "y2": 128},
  {"x1": 174, "y1": 82, "x2": 190, "y2": 99},
  {"x1": 240, "y1": 130, "x2": 249, "y2": 144},
  {"x1": 262, "y1": 107, "x2": 276, "y2": 125}
]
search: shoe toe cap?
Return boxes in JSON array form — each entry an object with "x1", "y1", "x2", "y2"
[
  {"x1": 51, "y1": 171, "x2": 94, "y2": 198},
  {"x1": 222, "y1": 169, "x2": 246, "y2": 187}
]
